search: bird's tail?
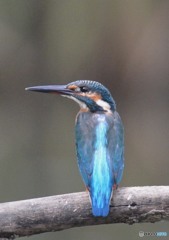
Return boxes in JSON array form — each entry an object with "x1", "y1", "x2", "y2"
[
  {"x1": 92, "y1": 200, "x2": 110, "y2": 217},
  {"x1": 90, "y1": 188, "x2": 113, "y2": 217}
]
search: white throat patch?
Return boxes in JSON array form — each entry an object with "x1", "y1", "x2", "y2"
[{"x1": 62, "y1": 95, "x2": 88, "y2": 110}]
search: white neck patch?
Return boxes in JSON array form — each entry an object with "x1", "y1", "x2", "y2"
[{"x1": 96, "y1": 99, "x2": 111, "y2": 111}]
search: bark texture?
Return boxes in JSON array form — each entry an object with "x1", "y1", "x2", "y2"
[{"x1": 0, "y1": 186, "x2": 168, "y2": 239}]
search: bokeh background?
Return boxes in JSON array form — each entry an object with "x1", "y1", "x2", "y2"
[{"x1": 0, "y1": 0, "x2": 169, "y2": 239}]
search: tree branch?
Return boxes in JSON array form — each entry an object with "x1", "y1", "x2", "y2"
[{"x1": 0, "y1": 186, "x2": 169, "y2": 239}]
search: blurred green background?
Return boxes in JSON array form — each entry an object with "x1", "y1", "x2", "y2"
[{"x1": 0, "y1": 0, "x2": 168, "y2": 239}]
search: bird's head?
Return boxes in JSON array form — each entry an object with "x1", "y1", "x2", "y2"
[{"x1": 26, "y1": 80, "x2": 116, "y2": 112}]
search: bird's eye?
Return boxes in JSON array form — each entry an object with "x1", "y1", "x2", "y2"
[{"x1": 80, "y1": 86, "x2": 88, "y2": 93}]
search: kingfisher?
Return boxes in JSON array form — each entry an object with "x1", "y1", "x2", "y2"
[{"x1": 26, "y1": 80, "x2": 124, "y2": 217}]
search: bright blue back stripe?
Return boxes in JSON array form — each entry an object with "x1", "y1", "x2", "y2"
[{"x1": 91, "y1": 118, "x2": 112, "y2": 216}]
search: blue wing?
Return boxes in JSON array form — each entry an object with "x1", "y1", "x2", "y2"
[
  {"x1": 75, "y1": 111, "x2": 124, "y2": 217},
  {"x1": 109, "y1": 111, "x2": 124, "y2": 185},
  {"x1": 75, "y1": 112, "x2": 96, "y2": 187}
]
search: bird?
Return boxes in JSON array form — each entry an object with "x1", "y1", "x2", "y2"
[{"x1": 26, "y1": 80, "x2": 124, "y2": 217}]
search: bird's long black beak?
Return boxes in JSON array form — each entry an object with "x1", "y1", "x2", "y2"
[{"x1": 25, "y1": 85, "x2": 73, "y2": 96}]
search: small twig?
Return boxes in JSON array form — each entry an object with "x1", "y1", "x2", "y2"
[{"x1": 0, "y1": 186, "x2": 169, "y2": 239}]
